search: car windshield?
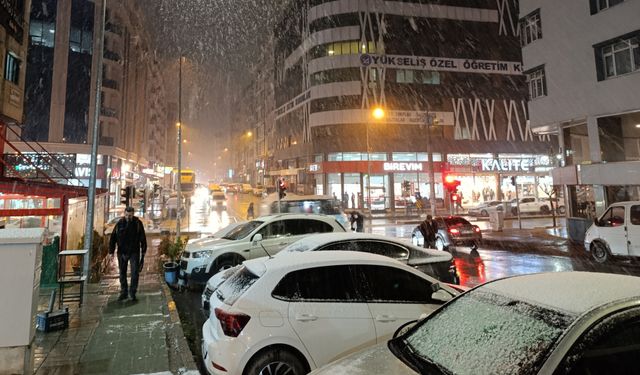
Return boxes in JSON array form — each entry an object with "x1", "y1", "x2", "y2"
[
  {"x1": 222, "y1": 221, "x2": 263, "y2": 240},
  {"x1": 396, "y1": 290, "x2": 575, "y2": 375}
]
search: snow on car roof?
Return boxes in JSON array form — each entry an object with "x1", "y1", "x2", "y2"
[
  {"x1": 245, "y1": 250, "x2": 406, "y2": 275},
  {"x1": 282, "y1": 232, "x2": 452, "y2": 262},
  {"x1": 485, "y1": 272, "x2": 640, "y2": 315}
]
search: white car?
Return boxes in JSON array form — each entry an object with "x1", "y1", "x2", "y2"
[
  {"x1": 180, "y1": 214, "x2": 346, "y2": 287},
  {"x1": 279, "y1": 232, "x2": 459, "y2": 284},
  {"x1": 584, "y1": 201, "x2": 640, "y2": 263},
  {"x1": 201, "y1": 251, "x2": 458, "y2": 375},
  {"x1": 311, "y1": 272, "x2": 640, "y2": 375},
  {"x1": 188, "y1": 221, "x2": 246, "y2": 246},
  {"x1": 210, "y1": 190, "x2": 226, "y2": 209}
]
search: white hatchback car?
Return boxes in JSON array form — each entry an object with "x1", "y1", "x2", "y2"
[
  {"x1": 180, "y1": 214, "x2": 346, "y2": 287},
  {"x1": 201, "y1": 251, "x2": 458, "y2": 375}
]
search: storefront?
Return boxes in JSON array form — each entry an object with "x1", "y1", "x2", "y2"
[{"x1": 310, "y1": 152, "x2": 555, "y2": 212}]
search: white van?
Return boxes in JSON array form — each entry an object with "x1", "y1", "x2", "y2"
[{"x1": 584, "y1": 201, "x2": 640, "y2": 263}]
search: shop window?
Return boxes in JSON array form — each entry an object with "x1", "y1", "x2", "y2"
[
  {"x1": 328, "y1": 153, "x2": 342, "y2": 161},
  {"x1": 370, "y1": 153, "x2": 387, "y2": 161},
  {"x1": 606, "y1": 185, "x2": 640, "y2": 205},
  {"x1": 563, "y1": 124, "x2": 591, "y2": 165},
  {"x1": 569, "y1": 185, "x2": 596, "y2": 219},
  {"x1": 630, "y1": 205, "x2": 640, "y2": 225},
  {"x1": 393, "y1": 152, "x2": 417, "y2": 161},
  {"x1": 597, "y1": 115, "x2": 640, "y2": 163},
  {"x1": 342, "y1": 153, "x2": 365, "y2": 161}
]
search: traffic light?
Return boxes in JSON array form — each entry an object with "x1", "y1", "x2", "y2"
[
  {"x1": 443, "y1": 174, "x2": 461, "y2": 193},
  {"x1": 451, "y1": 193, "x2": 460, "y2": 203},
  {"x1": 510, "y1": 176, "x2": 517, "y2": 186},
  {"x1": 278, "y1": 178, "x2": 287, "y2": 199}
]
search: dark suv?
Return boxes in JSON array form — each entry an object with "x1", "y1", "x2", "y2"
[{"x1": 411, "y1": 216, "x2": 482, "y2": 251}]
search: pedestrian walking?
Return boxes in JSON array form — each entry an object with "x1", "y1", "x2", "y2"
[
  {"x1": 342, "y1": 192, "x2": 349, "y2": 209},
  {"x1": 418, "y1": 214, "x2": 438, "y2": 249},
  {"x1": 109, "y1": 206, "x2": 147, "y2": 301},
  {"x1": 351, "y1": 193, "x2": 356, "y2": 208},
  {"x1": 247, "y1": 202, "x2": 255, "y2": 220}
]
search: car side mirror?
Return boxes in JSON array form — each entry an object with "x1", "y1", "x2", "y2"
[
  {"x1": 252, "y1": 233, "x2": 263, "y2": 245},
  {"x1": 593, "y1": 218, "x2": 599, "y2": 227}
]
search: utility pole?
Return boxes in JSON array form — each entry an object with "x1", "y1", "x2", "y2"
[
  {"x1": 176, "y1": 56, "x2": 183, "y2": 239},
  {"x1": 426, "y1": 112, "x2": 437, "y2": 217},
  {"x1": 83, "y1": 0, "x2": 106, "y2": 286}
]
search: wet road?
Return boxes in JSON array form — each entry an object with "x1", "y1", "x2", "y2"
[{"x1": 172, "y1": 189, "x2": 640, "y2": 373}]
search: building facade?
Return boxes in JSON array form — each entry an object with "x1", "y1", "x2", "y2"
[
  {"x1": 0, "y1": 0, "x2": 31, "y2": 157},
  {"x1": 13, "y1": 0, "x2": 169, "y2": 216},
  {"x1": 270, "y1": 0, "x2": 555, "y2": 211},
  {"x1": 520, "y1": 0, "x2": 640, "y2": 219}
]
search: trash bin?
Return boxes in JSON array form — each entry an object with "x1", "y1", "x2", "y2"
[{"x1": 489, "y1": 210, "x2": 504, "y2": 232}]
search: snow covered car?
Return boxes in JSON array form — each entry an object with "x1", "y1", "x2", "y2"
[
  {"x1": 180, "y1": 214, "x2": 346, "y2": 287},
  {"x1": 201, "y1": 251, "x2": 459, "y2": 375},
  {"x1": 279, "y1": 232, "x2": 459, "y2": 284},
  {"x1": 411, "y1": 216, "x2": 481, "y2": 251},
  {"x1": 311, "y1": 271, "x2": 640, "y2": 375}
]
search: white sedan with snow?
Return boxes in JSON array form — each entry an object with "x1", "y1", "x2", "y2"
[
  {"x1": 201, "y1": 251, "x2": 458, "y2": 375},
  {"x1": 312, "y1": 271, "x2": 640, "y2": 375}
]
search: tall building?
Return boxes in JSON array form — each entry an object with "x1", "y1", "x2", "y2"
[
  {"x1": 269, "y1": 0, "x2": 555, "y2": 211},
  {"x1": 520, "y1": 0, "x2": 640, "y2": 220},
  {"x1": 14, "y1": 0, "x2": 169, "y2": 214},
  {"x1": 0, "y1": 0, "x2": 31, "y2": 156}
]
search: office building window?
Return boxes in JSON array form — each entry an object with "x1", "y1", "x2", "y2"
[
  {"x1": 599, "y1": 36, "x2": 639, "y2": 79},
  {"x1": 520, "y1": 9, "x2": 542, "y2": 46},
  {"x1": 5, "y1": 52, "x2": 20, "y2": 84},
  {"x1": 525, "y1": 66, "x2": 547, "y2": 99},
  {"x1": 590, "y1": 0, "x2": 624, "y2": 14},
  {"x1": 393, "y1": 69, "x2": 440, "y2": 85}
]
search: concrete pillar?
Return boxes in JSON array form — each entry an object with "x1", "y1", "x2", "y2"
[
  {"x1": 48, "y1": 0, "x2": 72, "y2": 142},
  {"x1": 587, "y1": 116, "x2": 602, "y2": 163}
]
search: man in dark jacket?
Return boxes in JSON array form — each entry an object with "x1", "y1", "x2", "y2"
[
  {"x1": 418, "y1": 214, "x2": 438, "y2": 249},
  {"x1": 109, "y1": 206, "x2": 147, "y2": 301}
]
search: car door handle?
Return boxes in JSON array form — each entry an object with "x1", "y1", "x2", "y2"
[
  {"x1": 295, "y1": 314, "x2": 318, "y2": 322},
  {"x1": 279, "y1": 242, "x2": 288, "y2": 246},
  {"x1": 375, "y1": 315, "x2": 397, "y2": 322},
  {"x1": 243, "y1": 248, "x2": 250, "y2": 252}
]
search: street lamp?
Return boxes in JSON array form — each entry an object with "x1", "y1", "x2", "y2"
[{"x1": 368, "y1": 106, "x2": 385, "y2": 211}]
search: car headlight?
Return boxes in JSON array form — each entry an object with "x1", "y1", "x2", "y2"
[{"x1": 192, "y1": 250, "x2": 214, "y2": 258}]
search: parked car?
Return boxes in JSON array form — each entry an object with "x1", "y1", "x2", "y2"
[
  {"x1": 261, "y1": 193, "x2": 350, "y2": 228},
  {"x1": 252, "y1": 184, "x2": 266, "y2": 197},
  {"x1": 278, "y1": 232, "x2": 459, "y2": 284},
  {"x1": 584, "y1": 201, "x2": 640, "y2": 263},
  {"x1": 180, "y1": 213, "x2": 346, "y2": 287},
  {"x1": 411, "y1": 216, "x2": 481, "y2": 251},
  {"x1": 467, "y1": 200, "x2": 505, "y2": 217},
  {"x1": 241, "y1": 183, "x2": 253, "y2": 194},
  {"x1": 201, "y1": 251, "x2": 459, "y2": 375},
  {"x1": 210, "y1": 190, "x2": 226, "y2": 210},
  {"x1": 188, "y1": 221, "x2": 246, "y2": 245},
  {"x1": 510, "y1": 196, "x2": 554, "y2": 215},
  {"x1": 312, "y1": 271, "x2": 640, "y2": 375}
]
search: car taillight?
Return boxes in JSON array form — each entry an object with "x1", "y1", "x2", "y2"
[
  {"x1": 214, "y1": 308, "x2": 250, "y2": 337},
  {"x1": 449, "y1": 228, "x2": 460, "y2": 235},
  {"x1": 473, "y1": 226, "x2": 481, "y2": 233}
]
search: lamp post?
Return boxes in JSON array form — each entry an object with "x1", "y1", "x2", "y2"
[
  {"x1": 425, "y1": 112, "x2": 437, "y2": 217},
  {"x1": 369, "y1": 107, "x2": 385, "y2": 211},
  {"x1": 176, "y1": 56, "x2": 183, "y2": 239}
]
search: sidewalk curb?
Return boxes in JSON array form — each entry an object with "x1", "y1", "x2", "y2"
[{"x1": 160, "y1": 279, "x2": 199, "y2": 373}]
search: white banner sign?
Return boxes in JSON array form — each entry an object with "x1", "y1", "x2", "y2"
[
  {"x1": 360, "y1": 54, "x2": 523, "y2": 75},
  {"x1": 383, "y1": 162, "x2": 424, "y2": 172}
]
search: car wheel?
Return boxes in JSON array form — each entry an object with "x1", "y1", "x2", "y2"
[
  {"x1": 591, "y1": 242, "x2": 610, "y2": 263},
  {"x1": 480, "y1": 209, "x2": 488, "y2": 217},
  {"x1": 244, "y1": 348, "x2": 307, "y2": 375},
  {"x1": 213, "y1": 255, "x2": 242, "y2": 274},
  {"x1": 436, "y1": 237, "x2": 447, "y2": 252},
  {"x1": 540, "y1": 205, "x2": 550, "y2": 214},
  {"x1": 558, "y1": 206, "x2": 566, "y2": 215}
]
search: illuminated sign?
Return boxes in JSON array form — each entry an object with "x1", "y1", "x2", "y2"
[
  {"x1": 309, "y1": 164, "x2": 320, "y2": 172},
  {"x1": 360, "y1": 54, "x2": 522, "y2": 75},
  {"x1": 383, "y1": 162, "x2": 423, "y2": 172},
  {"x1": 480, "y1": 159, "x2": 532, "y2": 172}
]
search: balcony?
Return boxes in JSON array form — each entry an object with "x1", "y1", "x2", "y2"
[
  {"x1": 99, "y1": 137, "x2": 114, "y2": 146},
  {"x1": 102, "y1": 79, "x2": 119, "y2": 91},
  {"x1": 100, "y1": 107, "x2": 117, "y2": 118},
  {"x1": 104, "y1": 50, "x2": 121, "y2": 63},
  {"x1": 105, "y1": 22, "x2": 123, "y2": 37}
]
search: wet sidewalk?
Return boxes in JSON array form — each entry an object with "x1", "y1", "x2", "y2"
[{"x1": 33, "y1": 238, "x2": 198, "y2": 375}]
